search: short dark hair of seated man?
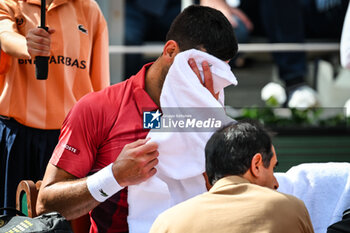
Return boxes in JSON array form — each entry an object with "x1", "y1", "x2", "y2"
[
  {"x1": 149, "y1": 120, "x2": 315, "y2": 233},
  {"x1": 205, "y1": 119, "x2": 276, "y2": 188}
]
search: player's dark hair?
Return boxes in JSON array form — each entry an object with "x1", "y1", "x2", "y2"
[{"x1": 166, "y1": 5, "x2": 238, "y2": 61}]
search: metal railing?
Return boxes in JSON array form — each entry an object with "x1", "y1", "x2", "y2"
[{"x1": 109, "y1": 43, "x2": 340, "y2": 54}]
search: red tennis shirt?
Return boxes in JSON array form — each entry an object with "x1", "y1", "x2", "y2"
[{"x1": 50, "y1": 63, "x2": 158, "y2": 233}]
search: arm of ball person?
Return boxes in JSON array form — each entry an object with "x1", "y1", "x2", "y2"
[
  {"x1": 36, "y1": 138, "x2": 159, "y2": 220},
  {"x1": 26, "y1": 27, "x2": 55, "y2": 58},
  {"x1": 0, "y1": 24, "x2": 30, "y2": 59},
  {"x1": 0, "y1": 26, "x2": 54, "y2": 59}
]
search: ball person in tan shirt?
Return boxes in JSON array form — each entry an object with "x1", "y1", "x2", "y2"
[{"x1": 150, "y1": 120, "x2": 314, "y2": 233}]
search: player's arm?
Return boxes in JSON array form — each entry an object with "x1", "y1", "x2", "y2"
[
  {"x1": 36, "y1": 164, "x2": 95, "y2": 220},
  {"x1": 36, "y1": 139, "x2": 159, "y2": 220}
]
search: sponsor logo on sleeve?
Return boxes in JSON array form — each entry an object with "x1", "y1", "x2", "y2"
[{"x1": 64, "y1": 144, "x2": 80, "y2": 155}]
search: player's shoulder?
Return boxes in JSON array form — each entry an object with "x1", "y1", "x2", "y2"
[{"x1": 76, "y1": 80, "x2": 129, "y2": 111}]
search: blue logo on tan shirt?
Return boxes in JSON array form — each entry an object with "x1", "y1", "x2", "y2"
[{"x1": 143, "y1": 110, "x2": 162, "y2": 129}]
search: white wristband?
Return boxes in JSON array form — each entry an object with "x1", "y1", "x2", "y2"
[{"x1": 87, "y1": 163, "x2": 123, "y2": 202}]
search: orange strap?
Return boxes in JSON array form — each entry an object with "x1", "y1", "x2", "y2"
[{"x1": 0, "y1": 49, "x2": 11, "y2": 75}]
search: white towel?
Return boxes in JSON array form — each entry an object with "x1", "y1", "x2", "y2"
[
  {"x1": 128, "y1": 49, "x2": 237, "y2": 233},
  {"x1": 275, "y1": 162, "x2": 350, "y2": 233}
]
